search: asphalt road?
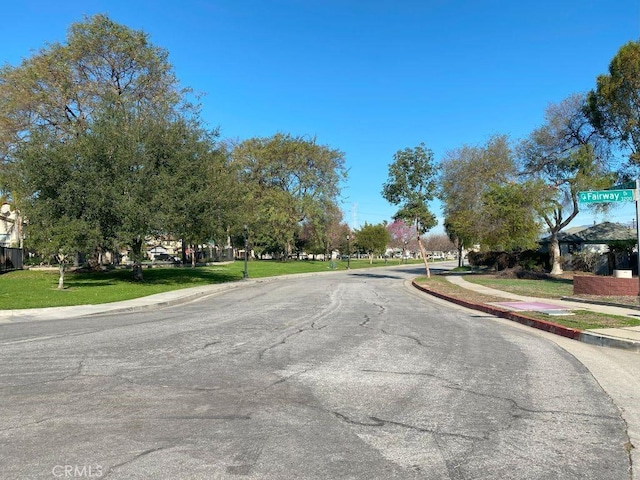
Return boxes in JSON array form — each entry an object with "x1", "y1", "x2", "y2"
[{"x1": 0, "y1": 265, "x2": 634, "y2": 479}]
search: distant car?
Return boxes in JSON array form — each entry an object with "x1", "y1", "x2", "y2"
[{"x1": 154, "y1": 253, "x2": 179, "y2": 262}]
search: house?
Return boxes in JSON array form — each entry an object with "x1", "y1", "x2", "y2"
[
  {"x1": 0, "y1": 203, "x2": 22, "y2": 248},
  {"x1": 540, "y1": 221, "x2": 637, "y2": 273},
  {"x1": 1, "y1": 203, "x2": 24, "y2": 272},
  {"x1": 540, "y1": 222, "x2": 636, "y2": 256}
]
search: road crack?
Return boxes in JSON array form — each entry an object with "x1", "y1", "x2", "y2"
[
  {"x1": 332, "y1": 411, "x2": 485, "y2": 441},
  {"x1": 379, "y1": 328, "x2": 433, "y2": 348},
  {"x1": 102, "y1": 446, "x2": 171, "y2": 478},
  {"x1": 258, "y1": 328, "x2": 306, "y2": 360},
  {"x1": 444, "y1": 384, "x2": 621, "y2": 421}
]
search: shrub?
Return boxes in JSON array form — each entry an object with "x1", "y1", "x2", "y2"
[
  {"x1": 570, "y1": 250, "x2": 601, "y2": 273},
  {"x1": 518, "y1": 249, "x2": 549, "y2": 272},
  {"x1": 468, "y1": 249, "x2": 549, "y2": 272},
  {"x1": 496, "y1": 265, "x2": 550, "y2": 279}
]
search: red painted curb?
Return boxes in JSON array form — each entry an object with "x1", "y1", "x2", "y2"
[{"x1": 412, "y1": 280, "x2": 583, "y2": 341}]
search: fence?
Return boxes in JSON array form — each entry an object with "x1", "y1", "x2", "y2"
[{"x1": 0, "y1": 247, "x2": 23, "y2": 273}]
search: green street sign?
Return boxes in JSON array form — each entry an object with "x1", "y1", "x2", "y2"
[
  {"x1": 578, "y1": 189, "x2": 636, "y2": 203},
  {"x1": 612, "y1": 181, "x2": 636, "y2": 190}
]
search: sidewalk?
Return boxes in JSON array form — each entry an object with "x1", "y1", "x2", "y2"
[{"x1": 440, "y1": 275, "x2": 640, "y2": 352}]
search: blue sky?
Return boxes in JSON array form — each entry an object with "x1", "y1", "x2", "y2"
[{"x1": 3, "y1": 0, "x2": 639, "y2": 232}]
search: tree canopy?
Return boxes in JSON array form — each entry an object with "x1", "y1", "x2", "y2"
[
  {"x1": 519, "y1": 94, "x2": 614, "y2": 274},
  {"x1": 1, "y1": 15, "x2": 228, "y2": 284},
  {"x1": 354, "y1": 222, "x2": 390, "y2": 264},
  {"x1": 587, "y1": 41, "x2": 640, "y2": 169},
  {"x1": 386, "y1": 219, "x2": 417, "y2": 262},
  {"x1": 231, "y1": 133, "x2": 347, "y2": 259},
  {"x1": 298, "y1": 200, "x2": 349, "y2": 259},
  {"x1": 381, "y1": 143, "x2": 437, "y2": 276},
  {"x1": 439, "y1": 135, "x2": 520, "y2": 250},
  {"x1": 479, "y1": 181, "x2": 544, "y2": 251},
  {"x1": 0, "y1": 14, "x2": 186, "y2": 149}
]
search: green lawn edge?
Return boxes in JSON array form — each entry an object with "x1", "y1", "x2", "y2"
[{"x1": 1, "y1": 259, "x2": 423, "y2": 310}]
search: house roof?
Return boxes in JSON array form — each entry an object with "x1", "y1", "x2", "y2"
[
  {"x1": 576, "y1": 222, "x2": 636, "y2": 243},
  {"x1": 542, "y1": 222, "x2": 636, "y2": 244}
]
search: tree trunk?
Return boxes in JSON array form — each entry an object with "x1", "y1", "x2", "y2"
[
  {"x1": 132, "y1": 238, "x2": 144, "y2": 281},
  {"x1": 549, "y1": 231, "x2": 563, "y2": 275},
  {"x1": 57, "y1": 256, "x2": 66, "y2": 290},
  {"x1": 458, "y1": 243, "x2": 464, "y2": 268},
  {"x1": 369, "y1": 253, "x2": 373, "y2": 264},
  {"x1": 416, "y1": 225, "x2": 431, "y2": 278},
  {"x1": 191, "y1": 244, "x2": 196, "y2": 268}
]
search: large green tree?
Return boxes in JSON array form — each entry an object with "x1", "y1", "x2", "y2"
[
  {"x1": 84, "y1": 106, "x2": 235, "y2": 277},
  {"x1": 1, "y1": 15, "x2": 219, "y2": 283},
  {"x1": 158, "y1": 127, "x2": 241, "y2": 268},
  {"x1": 479, "y1": 181, "x2": 545, "y2": 251},
  {"x1": 86, "y1": 106, "x2": 169, "y2": 280},
  {"x1": 439, "y1": 135, "x2": 515, "y2": 259},
  {"x1": 10, "y1": 104, "x2": 221, "y2": 284},
  {"x1": 10, "y1": 128, "x2": 102, "y2": 288},
  {"x1": 382, "y1": 143, "x2": 437, "y2": 277},
  {"x1": 298, "y1": 200, "x2": 348, "y2": 259},
  {"x1": 231, "y1": 133, "x2": 347, "y2": 260},
  {"x1": 0, "y1": 14, "x2": 185, "y2": 148},
  {"x1": 354, "y1": 222, "x2": 390, "y2": 264},
  {"x1": 587, "y1": 41, "x2": 640, "y2": 167},
  {"x1": 519, "y1": 94, "x2": 613, "y2": 274}
]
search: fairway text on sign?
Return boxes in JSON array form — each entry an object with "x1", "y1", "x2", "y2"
[{"x1": 578, "y1": 189, "x2": 635, "y2": 203}]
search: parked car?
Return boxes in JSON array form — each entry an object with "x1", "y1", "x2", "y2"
[{"x1": 154, "y1": 253, "x2": 180, "y2": 262}]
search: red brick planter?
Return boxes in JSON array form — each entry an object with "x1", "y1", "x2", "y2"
[{"x1": 573, "y1": 275, "x2": 639, "y2": 296}]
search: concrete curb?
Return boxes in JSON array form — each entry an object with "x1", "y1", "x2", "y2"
[{"x1": 412, "y1": 280, "x2": 640, "y2": 352}]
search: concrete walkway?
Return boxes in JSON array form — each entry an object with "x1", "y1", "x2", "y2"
[{"x1": 445, "y1": 275, "x2": 640, "y2": 350}]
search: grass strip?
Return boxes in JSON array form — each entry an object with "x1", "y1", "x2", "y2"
[
  {"x1": 415, "y1": 276, "x2": 640, "y2": 330},
  {"x1": 462, "y1": 274, "x2": 574, "y2": 298}
]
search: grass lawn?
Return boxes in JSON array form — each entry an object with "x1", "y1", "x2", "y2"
[
  {"x1": 415, "y1": 275, "x2": 640, "y2": 330},
  {"x1": 0, "y1": 258, "x2": 421, "y2": 310},
  {"x1": 462, "y1": 274, "x2": 574, "y2": 298}
]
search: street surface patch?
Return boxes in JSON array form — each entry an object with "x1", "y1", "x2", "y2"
[{"x1": 492, "y1": 301, "x2": 574, "y2": 315}]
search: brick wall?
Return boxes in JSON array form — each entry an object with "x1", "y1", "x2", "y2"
[{"x1": 573, "y1": 275, "x2": 639, "y2": 296}]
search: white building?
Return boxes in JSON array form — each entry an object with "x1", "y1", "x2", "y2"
[{"x1": 0, "y1": 203, "x2": 22, "y2": 248}]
